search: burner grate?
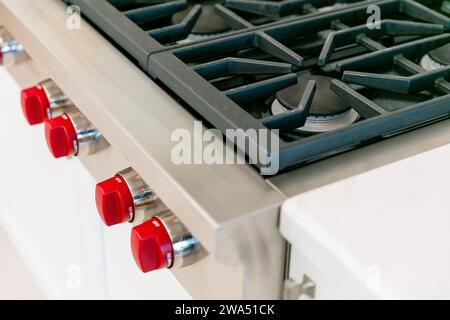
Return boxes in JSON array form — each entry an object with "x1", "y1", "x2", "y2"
[
  {"x1": 65, "y1": 0, "x2": 370, "y2": 66},
  {"x1": 148, "y1": 0, "x2": 450, "y2": 172},
  {"x1": 64, "y1": 0, "x2": 450, "y2": 173}
]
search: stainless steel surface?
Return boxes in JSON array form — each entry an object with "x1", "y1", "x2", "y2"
[
  {"x1": 0, "y1": 0, "x2": 285, "y2": 299},
  {"x1": 40, "y1": 78, "x2": 74, "y2": 118},
  {"x1": 67, "y1": 109, "x2": 106, "y2": 157},
  {"x1": 118, "y1": 167, "x2": 165, "y2": 224},
  {"x1": 158, "y1": 211, "x2": 202, "y2": 270},
  {"x1": 0, "y1": 26, "x2": 27, "y2": 66}
]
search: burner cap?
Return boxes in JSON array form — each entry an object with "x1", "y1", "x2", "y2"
[
  {"x1": 420, "y1": 54, "x2": 444, "y2": 71},
  {"x1": 172, "y1": 1, "x2": 229, "y2": 35},
  {"x1": 428, "y1": 44, "x2": 450, "y2": 67},
  {"x1": 318, "y1": 3, "x2": 347, "y2": 12},
  {"x1": 272, "y1": 75, "x2": 359, "y2": 134},
  {"x1": 276, "y1": 75, "x2": 349, "y2": 116}
]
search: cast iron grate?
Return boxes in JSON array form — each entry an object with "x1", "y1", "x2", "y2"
[
  {"x1": 64, "y1": 0, "x2": 450, "y2": 173},
  {"x1": 65, "y1": 0, "x2": 369, "y2": 68},
  {"x1": 148, "y1": 0, "x2": 450, "y2": 172}
]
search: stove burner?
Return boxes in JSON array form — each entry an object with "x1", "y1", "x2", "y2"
[
  {"x1": 172, "y1": 0, "x2": 229, "y2": 35},
  {"x1": 429, "y1": 44, "x2": 450, "y2": 67},
  {"x1": 420, "y1": 44, "x2": 450, "y2": 71},
  {"x1": 177, "y1": 33, "x2": 224, "y2": 44},
  {"x1": 318, "y1": 3, "x2": 348, "y2": 12},
  {"x1": 271, "y1": 75, "x2": 359, "y2": 134}
]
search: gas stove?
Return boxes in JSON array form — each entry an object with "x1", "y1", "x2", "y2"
[
  {"x1": 66, "y1": 0, "x2": 369, "y2": 51},
  {"x1": 67, "y1": 0, "x2": 450, "y2": 173},
  {"x1": 1, "y1": 0, "x2": 450, "y2": 300}
]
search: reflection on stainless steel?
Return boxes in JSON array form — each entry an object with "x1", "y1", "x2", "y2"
[
  {"x1": 117, "y1": 167, "x2": 166, "y2": 224},
  {"x1": 67, "y1": 109, "x2": 107, "y2": 157},
  {"x1": 40, "y1": 78, "x2": 75, "y2": 119},
  {"x1": 157, "y1": 210, "x2": 202, "y2": 269},
  {"x1": 0, "y1": 26, "x2": 28, "y2": 66}
]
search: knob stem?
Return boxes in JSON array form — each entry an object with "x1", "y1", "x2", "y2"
[
  {"x1": 131, "y1": 211, "x2": 200, "y2": 273},
  {"x1": 157, "y1": 211, "x2": 199, "y2": 269},
  {"x1": 44, "y1": 110, "x2": 104, "y2": 158},
  {"x1": 118, "y1": 168, "x2": 158, "y2": 222},
  {"x1": 21, "y1": 79, "x2": 74, "y2": 125},
  {"x1": 40, "y1": 79, "x2": 74, "y2": 119},
  {"x1": 68, "y1": 110, "x2": 103, "y2": 157},
  {"x1": 0, "y1": 27, "x2": 28, "y2": 66},
  {"x1": 95, "y1": 168, "x2": 161, "y2": 227}
]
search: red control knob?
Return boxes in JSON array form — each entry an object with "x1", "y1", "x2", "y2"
[
  {"x1": 95, "y1": 175, "x2": 134, "y2": 226},
  {"x1": 44, "y1": 114, "x2": 78, "y2": 158},
  {"x1": 21, "y1": 86, "x2": 50, "y2": 125},
  {"x1": 131, "y1": 217, "x2": 173, "y2": 273}
]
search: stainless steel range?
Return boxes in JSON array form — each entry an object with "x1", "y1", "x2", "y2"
[{"x1": 0, "y1": 0, "x2": 449, "y2": 300}]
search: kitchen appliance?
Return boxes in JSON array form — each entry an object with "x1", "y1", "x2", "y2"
[
  {"x1": 65, "y1": 0, "x2": 450, "y2": 172},
  {"x1": 0, "y1": 0, "x2": 449, "y2": 299}
]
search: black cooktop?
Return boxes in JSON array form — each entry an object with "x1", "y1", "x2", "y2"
[{"x1": 65, "y1": 0, "x2": 450, "y2": 174}]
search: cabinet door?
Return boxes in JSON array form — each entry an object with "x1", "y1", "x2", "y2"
[
  {"x1": 0, "y1": 68, "x2": 106, "y2": 299},
  {"x1": 0, "y1": 67, "x2": 190, "y2": 300}
]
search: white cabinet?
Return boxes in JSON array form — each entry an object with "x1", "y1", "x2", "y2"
[
  {"x1": 281, "y1": 144, "x2": 450, "y2": 299},
  {"x1": 0, "y1": 68, "x2": 190, "y2": 300}
]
